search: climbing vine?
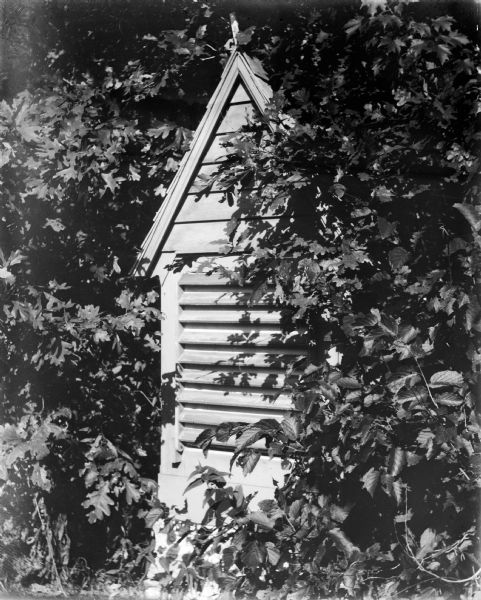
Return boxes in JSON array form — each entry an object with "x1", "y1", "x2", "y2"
[{"x1": 176, "y1": 2, "x2": 481, "y2": 598}]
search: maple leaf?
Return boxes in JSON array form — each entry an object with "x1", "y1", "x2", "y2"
[
  {"x1": 123, "y1": 478, "x2": 141, "y2": 505},
  {"x1": 82, "y1": 482, "x2": 115, "y2": 522},
  {"x1": 44, "y1": 218, "x2": 65, "y2": 232},
  {"x1": 101, "y1": 172, "x2": 124, "y2": 194}
]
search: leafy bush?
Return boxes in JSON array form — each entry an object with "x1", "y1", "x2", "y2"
[{"x1": 0, "y1": 50, "x2": 197, "y2": 584}]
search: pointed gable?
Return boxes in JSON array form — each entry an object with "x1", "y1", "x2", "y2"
[{"x1": 135, "y1": 52, "x2": 272, "y2": 276}]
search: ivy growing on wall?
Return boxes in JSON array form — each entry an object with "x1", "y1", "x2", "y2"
[{"x1": 178, "y1": 2, "x2": 481, "y2": 598}]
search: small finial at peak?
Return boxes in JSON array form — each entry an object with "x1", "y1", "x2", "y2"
[{"x1": 229, "y1": 12, "x2": 239, "y2": 49}]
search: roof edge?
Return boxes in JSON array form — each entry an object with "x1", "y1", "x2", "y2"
[{"x1": 133, "y1": 51, "x2": 273, "y2": 277}]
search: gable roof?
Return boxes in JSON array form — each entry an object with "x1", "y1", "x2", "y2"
[{"x1": 134, "y1": 51, "x2": 272, "y2": 276}]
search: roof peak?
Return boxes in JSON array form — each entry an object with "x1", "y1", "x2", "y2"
[{"x1": 134, "y1": 47, "x2": 272, "y2": 276}]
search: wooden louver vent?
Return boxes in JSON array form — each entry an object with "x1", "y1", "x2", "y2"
[{"x1": 176, "y1": 272, "x2": 306, "y2": 449}]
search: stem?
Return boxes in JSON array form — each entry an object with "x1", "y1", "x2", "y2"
[
  {"x1": 411, "y1": 352, "x2": 438, "y2": 409},
  {"x1": 400, "y1": 487, "x2": 481, "y2": 585},
  {"x1": 33, "y1": 496, "x2": 68, "y2": 597}
]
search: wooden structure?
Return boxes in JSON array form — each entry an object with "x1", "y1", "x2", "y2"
[{"x1": 135, "y1": 51, "x2": 304, "y2": 521}]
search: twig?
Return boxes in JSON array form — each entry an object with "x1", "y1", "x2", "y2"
[
  {"x1": 400, "y1": 487, "x2": 481, "y2": 585},
  {"x1": 410, "y1": 349, "x2": 439, "y2": 408},
  {"x1": 33, "y1": 496, "x2": 68, "y2": 597}
]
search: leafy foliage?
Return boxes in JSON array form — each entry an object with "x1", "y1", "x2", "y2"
[
  {"x1": 1, "y1": 0, "x2": 480, "y2": 597},
  {"x1": 0, "y1": 21, "x2": 210, "y2": 584},
  {"x1": 180, "y1": 1, "x2": 481, "y2": 598}
]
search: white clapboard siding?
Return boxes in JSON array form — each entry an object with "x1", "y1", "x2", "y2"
[
  {"x1": 176, "y1": 271, "x2": 304, "y2": 451},
  {"x1": 202, "y1": 134, "x2": 237, "y2": 164},
  {"x1": 164, "y1": 216, "x2": 295, "y2": 253},
  {"x1": 216, "y1": 102, "x2": 257, "y2": 134},
  {"x1": 179, "y1": 388, "x2": 292, "y2": 409},
  {"x1": 230, "y1": 81, "x2": 251, "y2": 103},
  {"x1": 180, "y1": 348, "x2": 303, "y2": 369},
  {"x1": 179, "y1": 426, "x2": 266, "y2": 449},
  {"x1": 176, "y1": 192, "x2": 235, "y2": 222},
  {"x1": 176, "y1": 191, "x2": 298, "y2": 224},
  {"x1": 180, "y1": 308, "x2": 283, "y2": 324},
  {"x1": 135, "y1": 53, "x2": 304, "y2": 523},
  {"x1": 180, "y1": 367, "x2": 288, "y2": 389}
]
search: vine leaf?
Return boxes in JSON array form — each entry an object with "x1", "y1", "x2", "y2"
[
  {"x1": 248, "y1": 511, "x2": 275, "y2": 530},
  {"x1": 82, "y1": 482, "x2": 115, "y2": 523},
  {"x1": 242, "y1": 541, "x2": 265, "y2": 568},
  {"x1": 265, "y1": 541, "x2": 281, "y2": 565},
  {"x1": 429, "y1": 370, "x2": 463, "y2": 388},
  {"x1": 388, "y1": 247, "x2": 409, "y2": 268},
  {"x1": 417, "y1": 528, "x2": 437, "y2": 560},
  {"x1": 144, "y1": 507, "x2": 165, "y2": 529},
  {"x1": 241, "y1": 450, "x2": 260, "y2": 476},
  {"x1": 281, "y1": 415, "x2": 301, "y2": 441},
  {"x1": 123, "y1": 478, "x2": 141, "y2": 505},
  {"x1": 329, "y1": 527, "x2": 360, "y2": 558},
  {"x1": 362, "y1": 468, "x2": 380, "y2": 497},
  {"x1": 454, "y1": 203, "x2": 481, "y2": 233},
  {"x1": 389, "y1": 447, "x2": 405, "y2": 477},
  {"x1": 436, "y1": 392, "x2": 463, "y2": 406}
]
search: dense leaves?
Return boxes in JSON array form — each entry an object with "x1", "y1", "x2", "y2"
[
  {"x1": 0, "y1": 20, "x2": 211, "y2": 584},
  {"x1": 181, "y1": 1, "x2": 481, "y2": 598},
  {"x1": 1, "y1": 0, "x2": 480, "y2": 597}
]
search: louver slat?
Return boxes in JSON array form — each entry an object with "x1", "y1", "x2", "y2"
[
  {"x1": 177, "y1": 272, "x2": 303, "y2": 450},
  {"x1": 179, "y1": 348, "x2": 304, "y2": 369},
  {"x1": 179, "y1": 328, "x2": 305, "y2": 348},
  {"x1": 180, "y1": 308, "x2": 283, "y2": 325},
  {"x1": 178, "y1": 388, "x2": 291, "y2": 409}
]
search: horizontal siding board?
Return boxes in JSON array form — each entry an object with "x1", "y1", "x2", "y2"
[
  {"x1": 188, "y1": 164, "x2": 223, "y2": 194},
  {"x1": 172, "y1": 256, "x2": 306, "y2": 457},
  {"x1": 179, "y1": 367, "x2": 288, "y2": 389},
  {"x1": 165, "y1": 218, "x2": 294, "y2": 253},
  {"x1": 180, "y1": 407, "x2": 286, "y2": 427},
  {"x1": 180, "y1": 308, "x2": 283, "y2": 325},
  {"x1": 181, "y1": 343, "x2": 305, "y2": 357},
  {"x1": 164, "y1": 220, "x2": 229, "y2": 252},
  {"x1": 179, "y1": 327, "x2": 305, "y2": 348},
  {"x1": 176, "y1": 192, "x2": 298, "y2": 224},
  {"x1": 230, "y1": 82, "x2": 250, "y2": 103},
  {"x1": 179, "y1": 272, "x2": 246, "y2": 286},
  {"x1": 180, "y1": 290, "x2": 274, "y2": 306},
  {"x1": 202, "y1": 134, "x2": 237, "y2": 164},
  {"x1": 178, "y1": 388, "x2": 292, "y2": 409},
  {"x1": 176, "y1": 192, "x2": 234, "y2": 223},
  {"x1": 216, "y1": 102, "x2": 256, "y2": 134},
  {"x1": 180, "y1": 348, "x2": 304, "y2": 369},
  {"x1": 179, "y1": 426, "x2": 265, "y2": 448}
]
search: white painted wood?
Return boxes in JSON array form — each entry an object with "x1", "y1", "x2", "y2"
[
  {"x1": 179, "y1": 348, "x2": 304, "y2": 369},
  {"x1": 164, "y1": 217, "x2": 292, "y2": 254},
  {"x1": 202, "y1": 134, "x2": 236, "y2": 164},
  {"x1": 151, "y1": 254, "x2": 183, "y2": 469},
  {"x1": 163, "y1": 220, "x2": 230, "y2": 253},
  {"x1": 133, "y1": 52, "x2": 273, "y2": 275},
  {"x1": 176, "y1": 191, "x2": 293, "y2": 223},
  {"x1": 133, "y1": 53, "x2": 306, "y2": 524},
  {"x1": 179, "y1": 308, "x2": 283, "y2": 324},
  {"x1": 178, "y1": 426, "x2": 266, "y2": 447},
  {"x1": 179, "y1": 289, "x2": 274, "y2": 306},
  {"x1": 178, "y1": 388, "x2": 292, "y2": 409},
  {"x1": 158, "y1": 448, "x2": 287, "y2": 522},
  {"x1": 179, "y1": 367, "x2": 288, "y2": 389},
  {"x1": 230, "y1": 81, "x2": 251, "y2": 103},
  {"x1": 179, "y1": 327, "x2": 305, "y2": 348},
  {"x1": 179, "y1": 406, "x2": 287, "y2": 427},
  {"x1": 187, "y1": 164, "x2": 223, "y2": 194},
  {"x1": 215, "y1": 102, "x2": 256, "y2": 134},
  {"x1": 179, "y1": 271, "x2": 242, "y2": 285}
]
